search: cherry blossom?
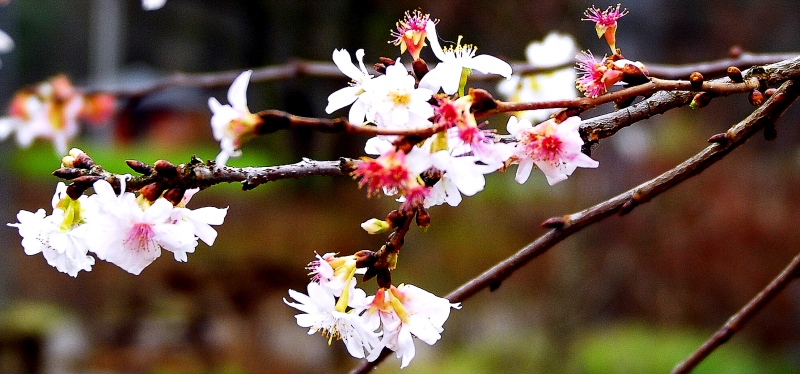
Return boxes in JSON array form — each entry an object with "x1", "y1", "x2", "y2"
[
  {"x1": 7, "y1": 183, "x2": 95, "y2": 277},
  {"x1": 0, "y1": 75, "x2": 84, "y2": 154},
  {"x1": 368, "y1": 60, "x2": 433, "y2": 129},
  {"x1": 419, "y1": 20, "x2": 512, "y2": 95},
  {"x1": 365, "y1": 284, "x2": 461, "y2": 368},
  {"x1": 85, "y1": 179, "x2": 197, "y2": 275},
  {"x1": 390, "y1": 10, "x2": 434, "y2": 60},
  {"x1": 307, "y1": 252, "x2": 366, "y2": 297},
  {"x1": 208, "y1": 70, "x2": 262, "y2": 167},
  {"x1": 326, "y1": 49, "x2": 376, "y2": 125},
  {"x1": 169, "y1": 188, "x2": 228, "y2": 262},
  {"x1": 583, "y1": 4, "x2": 628, "y2": 53},
  {"x1": 507, "y1": 116, "x2": 599, "y2": 185},
  {"x1": 284, "y1": 282, "x2": 380, "y2": 359}
]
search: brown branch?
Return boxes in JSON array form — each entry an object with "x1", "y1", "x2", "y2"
[
  {"x1": 53, "y1": 155, "x2": 361, "y2": 196},
  {"x1": 485, "y1": 76, "x2": 759, "y2": 115},
  {"x1": 84, "y1": 53, "x2": 797, "y2": 98},
  {"x1": 349, "y1": 78, "x2": 800, "y2": 374},
  {"x1": 670, "y1": 251, "x2": 800, "y2": 374}
]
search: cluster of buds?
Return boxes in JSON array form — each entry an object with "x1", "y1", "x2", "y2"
[
  {"x1": 0, "y1": 75, "x2": 115, "y2": 154},
  {"x1": 9, "y1": 148, "x2": 228, "y2": 276}
]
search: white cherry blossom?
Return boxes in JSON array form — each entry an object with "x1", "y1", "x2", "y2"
[
  {"x1": 419, "y1": 21, "x2": 512, "y2": 95},
  {"x1": 8, "y1": 183, "x2": 95, "y2": 277},
  {"x1": 208, "y1": 70, "x2": 261, "y2": 167},
  {"x1": 326, "y1": 49, "x2": 375, "y2": 125}
]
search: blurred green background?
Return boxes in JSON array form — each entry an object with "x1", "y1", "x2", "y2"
[{"x1": 1, "y1": 1, "x2": 800, "y2": 373}]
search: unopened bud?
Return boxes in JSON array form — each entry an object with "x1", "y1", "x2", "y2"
[
  {"x1": 764, "y1": 87, "x2": 777, "y2": 99},
  {"x1": 354, "y1": 250, "x2": 377, "y2": 269},
  {"x1": 163, "y1": 187, "x2": 185, "y2": 205},
  {"x1": 415, "y1": 208, "x2": 431, "y2": 228},
  {"x1": 386, "y1": 210, "x2": 407, "y2": 228},
  {"x1": 748, "y1": 89, "x2": 764, "y2": 107},
  {"x1": 61, "y1": 155, "x2": 76, "y2": 168},
  {"x1": 689, "y1": 72, "x2": 704, "y2": 90},
  {"x1": 52, "y1": 167, "x2": 83, "y2": 180},
  {"x1": 690, "y1": 92, "x2": 712, "y2": 109},
  {"x1": 468, "y1": 88, "x2": 498, "y2": 113},
  {"x1": 154, "y1": 159, "x2": 178, "y2": 177},
  {"x1": 412, "y1": 58, "x2": 429, "y2": 80},
  {"x1": 726, "y1": 66, "x2": 744, "y2": 83},
  {"x1": 66, "y1": 183, "x2": 87, "y2": 200},
  {"x1": 378, "y1": 57, "x2": 395, "y2": 67},
  {"x1": 361, "y1": 218, "x2": 390, "y2": 234},
  {"x1": 140, "y1": 182, "x2": 163, "y2": 202},
  {"x1": 126, "y1": 159, "x2": 153, "y2": 175},
  {"x1": 373, "y1": 63, "x2": 387, "y2": 75},
  {"x1": 73, "y1": 152, "x2": 95, "y2": 169}
]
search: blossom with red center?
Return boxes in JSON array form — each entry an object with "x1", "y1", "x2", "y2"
[
  {"x1": 390, "y1": 10, "x2": 434, "y2": 60},
  {"x1": 575, "y1": 51, "x2": 624, "y2": 98},
  {"x1": 583, "y1": 4, "x2": 628, "y2": 53},
  {"x1": 507, "y1": 116, "x2": 599, "y2": 185},
  {"x1": 352, "y1": 148, "x2": 414, "y2": 197}
]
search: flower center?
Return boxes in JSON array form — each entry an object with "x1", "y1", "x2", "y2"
[
  {"x1": 389, "y1": 89, "x2": 411, "y2": 105},
  {"x1": 124, "y1": 223, "x2": 157, "y2": 253}
]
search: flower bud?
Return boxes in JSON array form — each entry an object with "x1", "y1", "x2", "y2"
[
  {"x1": 726, "y1": 66, "x2": 744, "y2": 83},
  {"x1": 126, "y1": 159, "x2": 153, "y2": 175},
  {"x1": 361, "y1": 218, "x2": 390, "y2": 234},
  {"x1": 415, "y1": 208, "x2": 431, "y2": 228},
  {"x1": 748, "y1": 89, "x2": 764, "y2": 107},
  {"x1": 163, "y1": 187, "x2": 185, "y2": 206},
  {"x1": 73, "y1": 152, "x2": 95, "y2": 169},
  {"x1": 689, "y1": 72, "x2": 704, "y2": 90},
  {"x1": 154, "y1": 159, "x2": 178, "y2": 177},
  {"x1": 412, "y1": 58, "x2": 429, "y2": 80},
  {"x1": 690, "y1": 92, "x2": 712, "y2": 109},
  {"x1": 52, "y1": 167, "x2": 83, "y2": 180},
  {"x1": 140, "y1": 182, "x2": 163, "y2": 202},
  {"x1": 468, "y1": 88, "x2": 497, "y2": 113},
  {"x1": 386, "y1": 209, "x2": 407, "y2": 228},
  {"x1": 764, "y1": 87, "x2": 777, "y2": 99}
]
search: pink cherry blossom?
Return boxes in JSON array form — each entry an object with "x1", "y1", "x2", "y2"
[{"x1": 507, "y1": 116, "x2": 599, "y2": 185}]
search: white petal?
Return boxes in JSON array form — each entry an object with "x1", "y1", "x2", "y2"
[
  {"x1": 332, "y1": 49, "x2": 365, "y2": 81},
  {"x1": 467, "y1": 54, "x2": 512, "y2": 78},
  {"x1": 227, "y1": 70, "x2": 252, "y2": 111},
  {"x1": 325, "y1": 86, "x2": 361, "y2": 114},
  {"x1": 424, "y1": 21, "x2": 447, "y2": 62}
]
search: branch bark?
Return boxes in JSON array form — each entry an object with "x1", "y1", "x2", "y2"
[{"x1": 670, "y1": 251, "x2": 800, "y2": 374}]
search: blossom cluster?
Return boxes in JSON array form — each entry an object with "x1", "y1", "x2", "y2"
[
  {"x1": 0, "y1": 75, "x2": 114, "y2": 155},
  {"x1": 285, "y1": 253, "x2": 460, "y2": 368},
  {"x1": 8, "y1": 149, "x2": 228, "y2": 277}
]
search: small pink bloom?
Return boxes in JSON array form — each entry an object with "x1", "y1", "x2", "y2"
[
  {"x1": 507, "y1": 116, "x2": 599, "y2": 185},
  {"x1": 390, "y1": 10, "x2": 434, "y2": 60},
  {"x1": 575, "y1": 51, "x2": 624, "y2": 98},
  {"x1": 583, "y1": 4, "x2": 628, "y2": 53},
  {"x1": 352, "y1": 148, "x2": 413, "y2": 197}
]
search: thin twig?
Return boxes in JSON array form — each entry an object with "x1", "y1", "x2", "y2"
[
  {"x1": 671, "y1": 251, "x2": 800, "y2": 374},
  {"x1": 348, "y1": 79, "x2": 800, "y2": 374},
  {"x1": 83, "y1": 53, "x2": 798, "y2": 98}
]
